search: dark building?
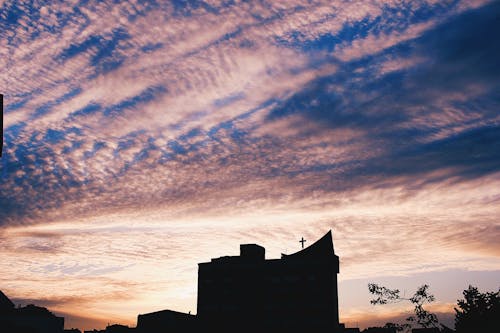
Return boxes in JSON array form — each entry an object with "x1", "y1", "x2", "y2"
[
  {"x1": 104, "y1": 324, "x2": 135, "y2": 333},
  {"x1": 0, "y1": 290, "x2": 14, "y2": 311},
  {"x1": 0, "y1": 291, "x2": 64, "y2": 333},
  {"x1": 136, "y1": 309, "x2": 197, "y2": 333},
  {"x1": 196, "y1": 230, "x2": 341, "y2": 332},
  {"x1": 84, "y1": 324, "x2": 135, "y2": 333}
]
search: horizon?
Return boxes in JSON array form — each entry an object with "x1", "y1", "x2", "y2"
[
  {"x1": 3, "y1": 229, "x2": 498, "y2": 331},
  {"x1": 1, "y1": 0, "x2": 499, "y2": 331},
  {"x1": 4, "y1": 232, "x2": 498, "y2": 330}
]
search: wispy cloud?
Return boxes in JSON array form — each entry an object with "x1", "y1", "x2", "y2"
[{"x1": 1, "y1": 0, "x2": 499, "y2": 329}]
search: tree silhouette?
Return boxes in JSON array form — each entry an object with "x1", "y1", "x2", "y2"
[
  {"x1": 368, "y1": 283, "x2": 438, "y2": 331},
  {"x1": 454, "y1": 285, "x2": 500, "y2": 332}
]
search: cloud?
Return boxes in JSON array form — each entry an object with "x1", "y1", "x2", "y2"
[
  {"x1": 0, "y1": 0, "x2": 499, "y2": 328},
  {"x1": 265, "y1": 1, "x2": 500, "y2": 188}
]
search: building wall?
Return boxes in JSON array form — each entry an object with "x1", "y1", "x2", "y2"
[
  {"x1": 0, "y1": 315, "x2": 64, "y2": 333},
  {"x1": 136, "y1": 309, "x2": 197, "y2": 333},
  {"x1": 197, "y1": 232, "x2": 340, "y2": 333}
]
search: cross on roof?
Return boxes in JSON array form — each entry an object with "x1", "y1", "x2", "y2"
[{"x1": 299, "y1": 237, "x2": 306, "y2": 249}]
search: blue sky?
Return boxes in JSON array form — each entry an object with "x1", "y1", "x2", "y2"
[{"x1": 1, "y1": 0, "x2": 499, "y2": 330}]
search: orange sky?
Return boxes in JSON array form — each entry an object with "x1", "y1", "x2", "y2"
[{"x1": 1, "y1": 0, "x2": 499, "y2": 331}]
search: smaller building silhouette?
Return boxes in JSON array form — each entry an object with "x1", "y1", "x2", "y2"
[
  {"x1": 136, "y1": 309, "x2": 197, "y2": 333},
  {"x1": 0, "y1": 291, "x2": 64, "y2": 333},
  {"x1": 0, "y1": 290, "x2": 15, "y2": 310},
  {"x1": 84, "y1": 324, "x2": 135, "y2": 333}
]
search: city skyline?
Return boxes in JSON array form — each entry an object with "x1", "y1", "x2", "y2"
[{"x1": 1, "y1": 0, "x2": 499, "y2": 330}]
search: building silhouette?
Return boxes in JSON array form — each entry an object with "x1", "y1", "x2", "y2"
[
  {"x1": 0, "y1": 291, "x2": 64, "y2": 333},
  {"x1": 137, "y1": 230, "x2": 342, "y2": 332},
  {"x1": 197, "y1": 230, "x2": 341, "y2": 332},
  {"x1": 136, "y1": 309, "x2": 196, "y2": 333},
  {"x1": 0, "y1": 290, "x2": 14, "y2": 310},
  {"x1": 84, "y1": 324, "x2": 134, "y2": 333}
]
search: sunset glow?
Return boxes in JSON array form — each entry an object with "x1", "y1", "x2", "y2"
[{"x1": 1, "y1": 0, "x2": 499, "y2": 330}]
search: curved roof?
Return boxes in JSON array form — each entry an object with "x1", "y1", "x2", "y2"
[{"x1": 281, "y1": 230, "x2": 336, "y2": 260}]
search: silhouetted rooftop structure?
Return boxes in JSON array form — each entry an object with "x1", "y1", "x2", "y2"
[
  {"x1": 0, "y1": 290, "x2": 15, "y2": 311},
  {"x1": 104, "y1": 324, "x2": 134, "y2": 333},
  {"x1": 197, "y1": 230, "x2": 341, "y2": 332},
  {"x1": 136, "y1": 309, "x2": 196, "y2": 333},
  {"x1": 0, "y1": 291, "x2": 64, "y2": 333},
  {"x1": 84, "y1": 324, "x2": 135, "y2": 333}
]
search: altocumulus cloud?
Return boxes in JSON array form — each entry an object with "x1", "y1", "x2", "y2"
[{"x1": 1, "y1": 0, "x2": 499, "y2": 329}]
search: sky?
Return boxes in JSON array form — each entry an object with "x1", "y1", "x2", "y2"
[{"x1": 1, "y1": 0, "x2": 499, "y2": 330}]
